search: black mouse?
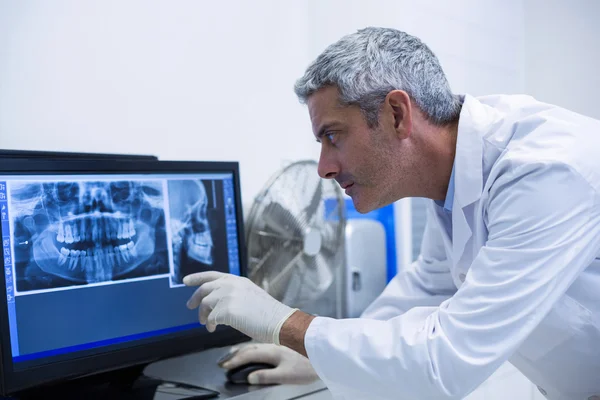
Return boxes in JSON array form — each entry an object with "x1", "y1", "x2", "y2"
[{"x1": 225, "y1": 362, "x2": 276, "y2": 384}]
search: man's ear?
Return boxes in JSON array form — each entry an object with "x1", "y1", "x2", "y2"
[{"x1": 386, "y1": 90, "x2": 412, "y2": 139}]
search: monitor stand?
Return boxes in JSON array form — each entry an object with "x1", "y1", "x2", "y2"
[{"x1": 14, "y1": 365, "x2": 219, "y2": 400}]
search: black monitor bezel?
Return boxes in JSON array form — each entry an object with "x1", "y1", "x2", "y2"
[
  {"x1": 0, "y1": 149, "x2": 158, "y2": 161},
  {"x1": 0, "y1": 158, "x2": 249, "y2": 395}
]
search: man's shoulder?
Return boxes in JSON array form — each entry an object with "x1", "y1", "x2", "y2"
[
  {"x1": 471, "y1": 93, "x2": 600, "y2": 194},
  {"x1": 472, "y1": 93, "x2": 558, "y2": 119},
  {"x1": 472, "y1": 93, "x2": 599, "y2": 125}
]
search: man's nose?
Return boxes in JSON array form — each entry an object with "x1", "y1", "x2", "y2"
[{"x1": 318, "y1": 148, "x2": 339, "y2": 179}]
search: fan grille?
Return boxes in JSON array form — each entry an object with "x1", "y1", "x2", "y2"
[{"x1": 245, "y1": 160, "x2": 345, "y2": 308}]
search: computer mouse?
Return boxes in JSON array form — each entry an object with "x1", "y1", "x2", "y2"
[{"x1": 225, "y1": 362, "x2": 276, "y2": 384}]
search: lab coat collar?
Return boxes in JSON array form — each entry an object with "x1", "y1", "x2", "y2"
[
  {"x1": 452, "y1": 94, "x2": 497, "y2": 263},
  {"x1": 453, "y1": 94, "x2": 486, "y2": 208}
]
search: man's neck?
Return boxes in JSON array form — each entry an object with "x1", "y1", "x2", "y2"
[{"x1": 416, "y1": 119, "x2": 459, "y2": 201}]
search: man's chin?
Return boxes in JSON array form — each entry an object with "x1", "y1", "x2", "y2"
[{"x1": 351, "y1": 196, "x2": 376, "y2": 214}]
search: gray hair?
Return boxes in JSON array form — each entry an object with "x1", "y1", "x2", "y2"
[{"x1": 294, "y1": 27, "x2": 461, "y2": 127}]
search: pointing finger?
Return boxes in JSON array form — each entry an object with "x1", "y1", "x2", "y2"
[{"x1": 183, "y1": 271, "x2": 227, "y2": 286}]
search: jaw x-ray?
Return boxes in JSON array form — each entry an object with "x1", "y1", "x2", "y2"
[
  {"x1": 10, "y1": 180, "x2": 170, "y2": 293},
  {"x1": 168, "y1": 179, "x2": 228, "y2": 286}
]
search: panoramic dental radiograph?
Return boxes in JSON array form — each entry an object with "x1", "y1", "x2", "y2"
[
  {"x1": 168, "y1": 179, "x2": 216, "y2": 285},
  {"x1": 11, "y1": 179, "x2": 169, "y2": 292}
]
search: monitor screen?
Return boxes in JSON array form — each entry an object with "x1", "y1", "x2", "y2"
[{"x1": 0, "y1": 160, "x2": 247, "y2": 394}]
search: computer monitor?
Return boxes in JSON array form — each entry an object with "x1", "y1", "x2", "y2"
[{"x1": 0, "y1": 158, "x2": 248, "y2": 397}]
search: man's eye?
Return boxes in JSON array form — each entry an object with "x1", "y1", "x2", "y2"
[{"x1": 325, "y1": 132, "x2": 338, "y2": 143}]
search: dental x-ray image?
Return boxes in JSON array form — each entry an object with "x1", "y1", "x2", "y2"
[
  {"x1": 10, "y1": 179, "x2": 170, "y2": 293},
  {"x1": 168, "y1": 179, "x2": 229, "y2": 286}
]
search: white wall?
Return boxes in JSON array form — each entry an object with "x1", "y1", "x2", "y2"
[
  {"x1": 0, "y1": 0, "x2": 529, "y2": 210},
  {"x1": 307, "y1": 0, "x2": 525, "y2": 96},
  {"x1": 0, "y1": 0, "x2": 318, "y2": 208},
  {"x1": 524, "y1": 0, "x2": 600, "y2": 120}
]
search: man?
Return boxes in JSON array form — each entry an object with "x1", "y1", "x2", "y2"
[{"x1": 184, "y1": 27, "x2": 600, "y2": 399}]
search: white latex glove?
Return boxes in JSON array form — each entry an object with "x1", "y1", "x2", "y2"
[
  {"x1": 218, "y1": 343, "x2": 320, "y2": 385},
  {"x1": 184, "y1": 271, "x2": 297, "y2": 344}
]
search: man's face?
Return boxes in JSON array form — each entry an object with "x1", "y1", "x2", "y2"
[{"x1": 307, "y1": 86, "x2": 402, "y2": 213}]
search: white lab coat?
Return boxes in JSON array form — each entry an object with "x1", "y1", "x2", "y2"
[{"x1": 305, "y1": 94, "x2": 600, "y2": 400}]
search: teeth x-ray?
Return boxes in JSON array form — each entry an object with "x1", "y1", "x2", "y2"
[
  {"x1": 168, "y1": 179, "x2": 228, "y2": 286},
  {"x1": 10, "y1": 180, "x2": 169, "y2": 293}
]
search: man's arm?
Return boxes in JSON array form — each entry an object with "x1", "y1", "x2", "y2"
[{"x1": 279, "y1": 310, "x2": 314, "y2": 357}]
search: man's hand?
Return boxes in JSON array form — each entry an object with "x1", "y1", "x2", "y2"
[
  {"x1": 218, "y1": 343, "x2": 320, "y2": 385},
  {"x1": 184, "y1": 271, "x2": 298, "y2": 344}
]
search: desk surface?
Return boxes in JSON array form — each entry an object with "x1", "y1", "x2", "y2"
[{"x1": 145, "y1": 346, "x2": 332, "y2": 400}]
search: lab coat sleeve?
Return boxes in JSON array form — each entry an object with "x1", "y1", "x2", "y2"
[
  {"x1": 361, "y1": 203, "x2": 456, "y2": 321},
  {"x1": 305, "y1": 162, "x2": 600, "y2": 400}
]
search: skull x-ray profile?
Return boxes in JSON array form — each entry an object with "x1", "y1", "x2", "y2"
[
  {"x1": 168, "y1": 179, "x2": 229, "y2": 286},
  {"x1": 10, "y1": 180, "x2": 169, "y2": 293}
]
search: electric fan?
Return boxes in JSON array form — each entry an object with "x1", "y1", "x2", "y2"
[{"x1": 245, "y1": 160, "x2": 346, "y2": 309}]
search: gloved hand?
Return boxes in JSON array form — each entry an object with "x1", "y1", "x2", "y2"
[
  {"x1": 184, "y1": 271, "x2": 298, "y2": 344},
  {"x1": 218, "y1": 343, "x2": 320, "y2": 385}
]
